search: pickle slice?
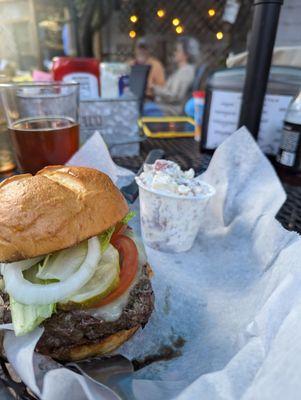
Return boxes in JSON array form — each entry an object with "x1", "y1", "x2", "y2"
[{"x1": 59, "y1": 244, "x2": 120, "y2": 310}]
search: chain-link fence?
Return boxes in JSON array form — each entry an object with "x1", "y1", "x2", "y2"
[
  {"x1": 1, "y1": 0, "x2": 253, "y2": 74},
  {"x1": 104, "y1": 0, "x2": 252, "y2": 74}
]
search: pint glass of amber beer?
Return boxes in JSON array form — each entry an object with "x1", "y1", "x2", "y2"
[{"x1": 0, "y1": 82, "x2": 79, "y2": 174}]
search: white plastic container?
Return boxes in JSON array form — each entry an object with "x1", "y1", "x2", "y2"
[{"x1": 136, "y1": 180, "x2": 215, "y2": 253}]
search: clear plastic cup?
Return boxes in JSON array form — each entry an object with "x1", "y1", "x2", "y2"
[{"x1": 136, "y1": 180, "x2": 215, "y2": 253}]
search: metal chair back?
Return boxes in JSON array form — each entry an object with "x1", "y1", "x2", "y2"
[{"x1": 129, "y1": 64, "x2": 151, "y2": 114}]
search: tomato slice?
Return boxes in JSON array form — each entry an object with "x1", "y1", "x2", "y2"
[
  {"x1": 111, "y1": 223, "x2": 128, "y2": 241},
  {"x1": 92, "y1": 234, "x2": 138, "y2": 307}
]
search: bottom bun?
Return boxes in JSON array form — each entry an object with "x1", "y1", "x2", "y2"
[{"x1": 45, "y1": 325, "x2": 140, "y2": 361}]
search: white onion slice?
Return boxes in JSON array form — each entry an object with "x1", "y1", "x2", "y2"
[
  {"x1": 1, "y1": 257, "x2": 43, "y2": 275},
  {"x1": 36, "y1": 242, "x2": 87, "y2": 281},
  {"x1": 2, "y1": 237, "x2": 101, "y2": 305}
]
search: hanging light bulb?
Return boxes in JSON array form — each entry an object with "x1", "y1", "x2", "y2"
[
  {"x1": 157, "y1": 9, "x2": 165, "y2": 18},
  {"x1": 208, "y1": 9, "x2": 216, "y2": 17},
  {"x1": 175, "y1": 25, "x2": 184, "y2": 34},
  {"x1": 216, "y1": 31, "x2": 223, "y2": 40},
  {"x1": 129, "y1": 30, "x2": 137, "y2": 39},
  {"x1": 172, "y1": 18, "x2": 180, "y2": 26},
  {"x1": 130, "y1": 15, "x2": 138, "y2": 23}
]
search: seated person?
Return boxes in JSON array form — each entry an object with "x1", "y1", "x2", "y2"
[
  {"x1": 144, "y1": 36, "x2": 200, "y2": 116},
  {"x1": 129, "y1": 37, "x2": 165, "y2": 97}
]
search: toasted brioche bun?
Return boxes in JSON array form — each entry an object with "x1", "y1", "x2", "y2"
[
  {"x1": 46, "y1": 326, "x2": 140, "y2": 361},
  {"x1": 0, "y1": 166, "x2": 128, "y2": 263}
]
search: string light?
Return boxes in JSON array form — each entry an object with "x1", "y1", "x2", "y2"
[
  {"x1": 208, "y1": 9, "x2": 216, "y2": 17},
  {"x1": 216, "y1": 31, "x2": 223, "y2": 40},
  {"x1": 172, "y1": 18, "x2": 180, "y2": 26},
  {"x1": 157, "y1": 9, "x2": 165, "y2": 18},
  {"x1": 175, "y1": 25, "x2": 184, "y2": 34},
  {"x1": 130, "y1": 15, "x2": 138, "y2": 23},
  {"x1": 129, "y1": 30, "x2": 136, "y2": 39}
]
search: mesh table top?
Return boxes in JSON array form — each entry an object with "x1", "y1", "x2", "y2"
[{"x1": 113, "y1": 137, "x2": 301, "y2": 234}]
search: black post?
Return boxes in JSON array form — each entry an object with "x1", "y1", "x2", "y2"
[{"x1": 238, "y1": 0, "x2": 283, "y2": 137}]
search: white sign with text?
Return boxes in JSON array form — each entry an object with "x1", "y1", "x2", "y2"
[{"x1": 206, "y1": 90, "x2": 292, "y2": 154}]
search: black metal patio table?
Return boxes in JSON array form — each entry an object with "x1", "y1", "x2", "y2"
[{"x1": 1, "y1": 136, "x2": 301, "y2": 399}]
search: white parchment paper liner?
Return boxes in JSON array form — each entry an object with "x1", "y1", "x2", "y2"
[
  {"x1": 67, "y1": 131, "x2": 134, "y2": 186},
  {"x1": 2, "y1": 127, "x2": 301, "y2": 400}
]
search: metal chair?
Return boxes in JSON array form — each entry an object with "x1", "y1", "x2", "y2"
[
  {"x1": 192, "y1": 64, "x2": 207, "y2": 91},
  {"x1": 129, "y1": 64, "x2": 151, "y2": 114}
]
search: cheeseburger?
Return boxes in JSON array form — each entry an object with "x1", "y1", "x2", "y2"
[{"x1": 0, "y1": 166, "x2": 154, "y2": 360}]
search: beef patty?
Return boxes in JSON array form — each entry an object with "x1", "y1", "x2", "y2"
[{"x1": 0, "y1": 265, "x2": 154, "y2": 359}]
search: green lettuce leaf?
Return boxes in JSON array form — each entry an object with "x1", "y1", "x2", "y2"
[
  {"x1": 10, "y1": 297, "x2": 55, "y2": 336},
  {"x1": 9, "y1": 265, "x2": 56, "y2": 336},
  {"x1": 121, "y1": 211, "x2": 136, "y2": 225},
  {"x1": 97, "y1": 211, "x2": 135, "y2": 252},
  {"x1": 98, "y1": 226, "x2": 115, "y2": 253}
]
